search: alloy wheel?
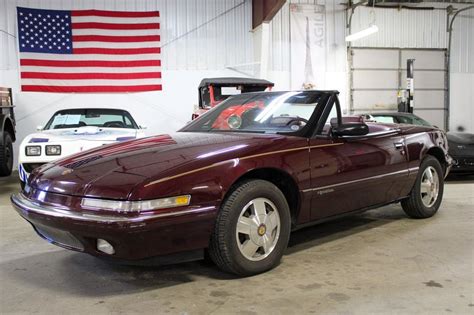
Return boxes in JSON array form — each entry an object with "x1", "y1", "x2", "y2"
[
  {"x1": 420, "y1": 166, "x2": 440, "y2": 208},
  {"x1": 235, "y1": 198, "x2": 281, "y2": 261}
]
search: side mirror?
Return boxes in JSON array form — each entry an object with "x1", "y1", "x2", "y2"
[
  {"x1": 333, "y1": 123, "x2": 369, "y2": 137},
  {"x1": 36, "y1": 125, "x2": 43, "y2": 131},
  {"x1": 140, "y1": 125, "x2": 148, "y2": 130}
]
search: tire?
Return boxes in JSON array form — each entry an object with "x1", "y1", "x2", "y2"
[
  {"x1": 401, "y1": 156, "x2": 444, "y2": 219},
  {"x1": 209, "y1": 179, "x2": 291, "y2": 276},
  {"x1": 0, "y1": 132, "x2": 13, "y2": 177}
]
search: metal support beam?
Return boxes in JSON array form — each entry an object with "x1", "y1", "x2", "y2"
[{"x1": 252, "y1": 0, "x2": 286, "y2": 29}]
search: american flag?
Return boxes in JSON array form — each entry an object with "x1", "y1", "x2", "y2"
[{"x1": 17, "y1": 7, "x2": 161, "y2": 93}]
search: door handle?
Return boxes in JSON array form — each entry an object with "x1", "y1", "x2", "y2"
[{"x1": 394, "y1": 142, "x2": 404, "y2": 149}]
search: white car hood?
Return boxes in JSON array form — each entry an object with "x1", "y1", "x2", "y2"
[{"x1": 26, "y1": 126, "x2": 139, "y2": 142}]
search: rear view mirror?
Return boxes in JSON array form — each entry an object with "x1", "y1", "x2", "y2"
[
  {"x1": 36, "y1": 126, "x2": 43, "y2": 131},
  {"x1": 333, "y1": 123, "x2": 369, "y2": 137}
]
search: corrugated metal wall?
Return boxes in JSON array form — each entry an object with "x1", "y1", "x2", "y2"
[
  {"x1": 450, "y1": 8, "x2": 473, "y2": 73},
  {"x1": 350, "y1": 3, "x2": 473, "y2": 73},
  {"x1": 0, "y1": 0, "x2": 253, "y2": 71},
  {"x1": 350, "y1": 7, "x2": 448, "y2": 49}
]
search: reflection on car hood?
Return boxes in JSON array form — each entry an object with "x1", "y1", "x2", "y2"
[
  {"x1": 28, "y1": 132, "x2": 292, "y2": 199},
  {"x1": 27, "y1": 127, "x2": 139, "y2": 142},
  {"x1": 447, "y1": 132, "x2": 474, "y2": 145}
]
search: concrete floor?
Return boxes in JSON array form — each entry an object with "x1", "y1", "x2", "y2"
[{"x1": 0, "y1": 173, "x2": 473, "y2": 314}]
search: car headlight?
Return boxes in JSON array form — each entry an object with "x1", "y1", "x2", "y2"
[
  {"x1": 81, "y1": 195, "x2": 191, "y2": 212},
  {"x1": 25, "y1": 146, "x2": 41, "y2": 156},
  {"x1": 46, "y1": 145, "x2": 61, "y2": 156}
]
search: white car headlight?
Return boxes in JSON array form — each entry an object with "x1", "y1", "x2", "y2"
[
  {"x1": 46, "y1": 145, "x2": 61, "y2": 156},
  {"x1": 25, "y1": 146, "x2": 41, "y2": 156},
  {"x1": 81, "y1": 195, "x2": 191, "y2": 212}
]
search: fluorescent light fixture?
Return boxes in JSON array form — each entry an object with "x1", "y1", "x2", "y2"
[{"x1": 345, "y1": 25, "x2": 379, "y2": 42}]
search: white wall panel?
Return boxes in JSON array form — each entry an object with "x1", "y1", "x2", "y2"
[
  {"x1": 265, "y1": 0, "x2": 349, "y2": 112},
  {"x1": 350, "y1": 3, "x2": 473, "y2": 74},
  {"x1": 349, "y1": 2, "x2": 473, "y2": 132},
  {"x1": 351, "y1": 6, "x2": 447, "y2": 49},
  {"x1": 450, "y1": 8, "x2": 474, "y2": 73}
]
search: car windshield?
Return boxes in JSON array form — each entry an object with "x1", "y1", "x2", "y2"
[
  {"x1": 183, "y1": 91, "x2": 329, "y2": 134},
  {"x1": 44, "y1": 109, "x2": 138, "y2": 130},
  {"x1": 372, "y1": 114, "x2": 432, "y2": 127}
]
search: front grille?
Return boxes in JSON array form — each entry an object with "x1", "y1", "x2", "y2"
[
  {"x1": 454, "y1": 157, "x2": 474, "y2": 167},
  {"x1": 35, "y1": 224, "x2": 84, "y2": 250},
  {"x1": 22, "y1": 163, "x2": 45, "y2": 173}
]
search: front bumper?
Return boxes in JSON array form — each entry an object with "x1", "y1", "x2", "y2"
[
  {"x1": 450, "y1": 156, "x2": 474, "y2": 174},
  {"x1": 11, "y1": 193, "x2": 217, "y2": 260}
]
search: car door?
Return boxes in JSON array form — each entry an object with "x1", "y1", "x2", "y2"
[{"x1": 307, "y1": 97, "x2": 409, "y2": 221}]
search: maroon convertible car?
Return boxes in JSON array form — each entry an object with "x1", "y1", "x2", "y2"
[{"x1": 11, "y1": 91, "x2": 452, "y2": 276}]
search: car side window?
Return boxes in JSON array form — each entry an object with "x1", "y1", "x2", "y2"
[
  {"x1": 397, "y1": 116, "x2": 413, "y2": 125},
  {"x1": 373, "y1": 116, "x2": 396, "y2": 124},
  {"x1": 315, "y1": 97, "x2": 340, "y2": 137},
  {"x1": 413, "y1": 116, "x2": 431, "y2": 127}
]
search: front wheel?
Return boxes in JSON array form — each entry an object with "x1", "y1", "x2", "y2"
[
  {"x1": 401, "y1": 156, "x2": 444, "y2": 219},
  {"x1": 209, "y1": 179, "x2": 291, "y2": 276}
]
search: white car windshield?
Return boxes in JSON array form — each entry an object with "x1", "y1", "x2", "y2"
[
  {"x1": 183, "y1": 91, "x2": 331, "y2": 134},
  {"x1": 44, "y1": 109, "x2": 138, "y2": 130}
]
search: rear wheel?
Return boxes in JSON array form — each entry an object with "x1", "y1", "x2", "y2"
[
  {"x1": 0, "y1": 132, "x2": 13, "y2": 176},
  {"x1": 209, "y1": 179, "x2": 291, "y2": 276},
  {"x1": 401, "y1": 156, "x2": 444, "y2": 219}
]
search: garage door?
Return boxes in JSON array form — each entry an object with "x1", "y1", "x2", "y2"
[{"x1": 349, "y1": 48, "x2": 447, "y2": 129}]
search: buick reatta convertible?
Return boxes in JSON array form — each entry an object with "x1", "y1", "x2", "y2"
[{"x1": 11, "y1": 91, "x2": 452, "y2": 276}]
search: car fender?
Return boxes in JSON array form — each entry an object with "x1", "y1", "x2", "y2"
[{"x1": 131, "y1": 151, "x2": 305, "y2": 215}]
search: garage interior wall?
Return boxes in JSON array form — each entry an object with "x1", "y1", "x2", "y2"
[
  {"x1": 0, "y1": 0, "x2": 254, "y2": 168},
  {"x1": 350, "y1": 3, "x2": 473, "y2": 133},
  {"x1": 255, "y1": 0, "x2": 349, "y2": 112}
]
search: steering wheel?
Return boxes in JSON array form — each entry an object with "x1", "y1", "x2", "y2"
[{"x1": 286, "y1": 117, "x2": 308, "y2": 126}]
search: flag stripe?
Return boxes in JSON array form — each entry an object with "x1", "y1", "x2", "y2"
[
  {"x1": 73, "y1": 35, "x2": 160, "y2": 42},
  {"x1": 71, "y1": 16, "x2": 160, "y2": 24},
  {"x1": 20, "y1": 59, "x2": 161, "y2": 67},
  {"x1": 20, "y1": 66, "x2": 160, "y2": 73},
  {"x1": 22, "y1": 85, "x2": 162, "y2": 92},
  {"x1": 21, "y1": 78, "x2": 162, "y2": 86},
  {"x1": 18, "y1": 7, "x2": 161, "y2": 93},
  {"x1": 73, "y1": 47, "x2": 161, "y2": 55},
  {"x1": 21, "y1": 52, "x2": 161, "y2": 60},
  {"x1": 71, "y1": 10, "x2": 159, "y2": 18},
  {"x1": 72, "y1": 28, "x2": 160, "y2": 36},
  {"x1": 72, "y1": 22, "x2": 160, "y2": 30},
  {"x1": 72, "y1": 41, "x2": 160, "y2": 49},
  {"x1": 21, "y1": 72, "x2": 162, "y2": 80}
]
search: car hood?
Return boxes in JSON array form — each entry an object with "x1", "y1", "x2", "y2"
[
  {"x1": 28, "y1": 132, "x2": 293, "y2": 200},
  {"x1": 25, "y1": 127, "x2": 139, "y2": 143},
  {"x1": 447, "y1": 132, "x2": 474, "y2": 145}
]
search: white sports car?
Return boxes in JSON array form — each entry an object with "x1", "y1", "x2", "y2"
[{"x1": 18, "y1": 108, "x2": 146, "y2": 186}]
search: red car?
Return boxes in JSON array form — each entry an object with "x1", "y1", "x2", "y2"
[
  {"x1": 11, "y1": 91, "x2": 452, "y2": 276},
  {"x1": 192, "y1": 77, "x2": 274, "y2": 120}
]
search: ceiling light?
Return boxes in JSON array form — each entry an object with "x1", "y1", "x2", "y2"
[{"x1": 345, "y1": 25, "x2": 379, "y2": 42}]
